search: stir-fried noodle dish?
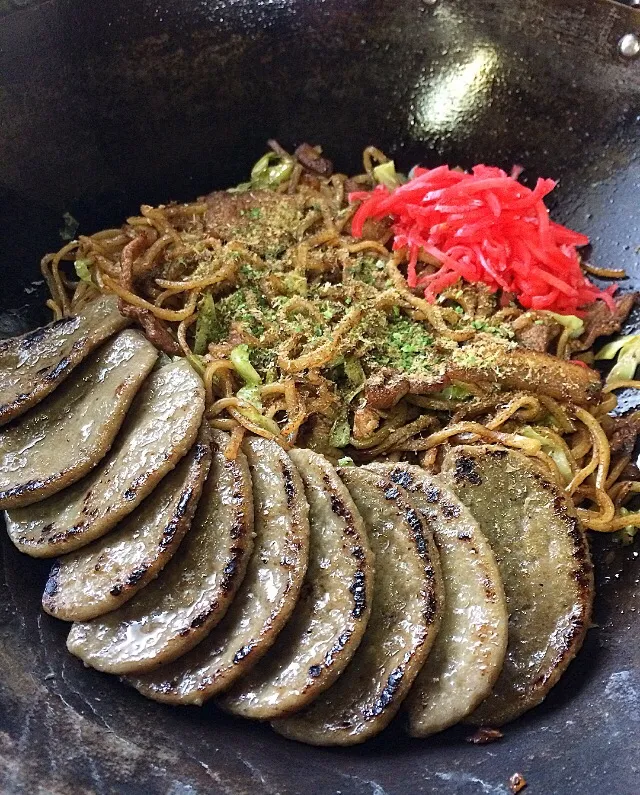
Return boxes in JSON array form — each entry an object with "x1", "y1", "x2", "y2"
[{"x1": 42, "y1": 141, "x2": 640, "y2": 539}]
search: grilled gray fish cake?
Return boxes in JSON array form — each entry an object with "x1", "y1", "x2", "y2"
[
  {"x1": 219, "y1": 449, "x2": 374, "y2": 720},
  {"x1": 369, "y1": 463, "x2": 508, "y2": 737},
  {"x1": 5, "y1": 359, "x2": 204, "y2": 557},
  {"x1": 65, "y1": 430, "x2": 255, "y2": 672},
  {"x1": 273, "y1": 468, "x2": 443, "y2": 746},
  {"x1": 0, "y1": 330, "x2": 157, "y2": 509},
  {"x1": 43, "y1": 427, "x2": 212, "y2": 622},
  {"x1": 0, "y1": 295, "x2": 128, "y2": 426},
  {"x1": 127, "y1": 438, "x2": 309, "y2": 694},
  {"x1": 442, "y1": 445, "x2": 594, "y2": 726}
]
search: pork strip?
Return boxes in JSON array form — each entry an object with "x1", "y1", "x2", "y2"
[
  {"x1": 0, "y1": 331, "x2": 157, "y2": 508},
  {"x1": 0, "y1": 295, "x2": 128, "y2": 425},
  {"x1": 219, "y1": 449, "x2": 374, "y2": 720},
  {"x1": 65, "y1": 430, "x2": 254, "y2": 671},
  {"x1": 5, "y1": 359, "x2": 204, "y2": 557},
  {"x1": 273, "y1": 468, "x2": 443, "y2": 746},
  {"x1": 129, "y1": 438, "x2": 308, "y2": 695},
  {"x1": 368, "y1": 463, "x2": 508, "y2": 737},
  {"x1": 43, "y1": 427, "x2": 212, "y2": 622},
  {"x1": 442, "y1": 445, "x2": 594, "y2": 726}
]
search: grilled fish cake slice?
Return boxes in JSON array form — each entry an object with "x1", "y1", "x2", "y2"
[
  {"x1": 43, "y1": 427, "x2": 212, "y2": 622},
  {"x1": 0, "y1": 331, "x2": 157, "y2": 509},
  {"x1": 442, "y1": 445, "x2": 594, "y2": 726},
  {"x1": 0, "y1": 295, "x2": 128, "y2": 426},
  {"x1": 5, "y1": 359, "x2": 204, "y2": 557},
  {"x1": 219, "y1": 449, "x2": 374, "y2": 720},
  {"x1": 368, "y1": 463, "x2": 508, "y2": 737},
  {"x1": 128, "y1": 438, "x2": 309, "y2": 694},
  {"x1": 273, "y1": 468, "x2": 443, "y2": 746},
  {"x1": 65, "y1": 430, "x2": 254, "y2": 671}
]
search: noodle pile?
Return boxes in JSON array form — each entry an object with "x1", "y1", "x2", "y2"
[{"x1": 41, "y1": 142, "x2": 640, "y2": 538}]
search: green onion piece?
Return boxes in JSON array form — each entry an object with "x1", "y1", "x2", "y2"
[
  {"x1": 546, "y1": 312, "x2": 584, "y2": 339},
  {"x1": 520, "y1": 426, "x2": 573, "y2": 483},
  {"x1": 250, "y1": 152, "x2": 294, "y2": 188},
  {"x1": 74, "y1": 258, "x2": 93, "y2": 283},
  {"x1": 337, "y1": 456, "x2": 355, "y2": 467},
  {"x1": 230, "y1": 344, "x2": 262, "y2": 386},
  {"x1": 329, "y1": 412, "x2": 351, "y2": 448},
  {"x1": 372, "y1": 160, "x2": 401, "y2": 189},
  {"x1": 186, "y1": 353, "x2": 206, "y2": 377},
  {"x1": 194, "y1": 293, "x2": 219, "y2": 355}
]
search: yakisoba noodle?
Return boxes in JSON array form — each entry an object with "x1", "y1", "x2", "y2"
[{"x1": 42, "y1": 143, "x2": 640, "y2": 535}]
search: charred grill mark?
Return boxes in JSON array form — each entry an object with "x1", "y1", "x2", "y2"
[
  {"x1": 123, "y1": 472, "x2": 147, "y2": 501},
  {"x1": 19, "y1": 317, "x2": 78, "y2": 349},
  {"x1": 0, "y1": 471, "x2": 62, "y2": 503},
  {"x1": 308, "y1": 665, "x2": 322, "y2": 678},
  {"x1": 388, "y1": 467, "x2": 414, "y2": 491},
  {"x1": 43, "y1": 562, "x2": 60, "y2": 601},
  {"x1": 424, "y1": 484, "x2": 441, "y2": 503},
  {"x1": 363, "y1": 666, "x2": 405, "y2": 720},
  {"x1": 281, "y1": 460, "x2": 296, "y2": 511},
  {"x1": 352, "y1": 544, "x2": 365, "y2": 561},
  {"x1": 233, "y1": 642, "x2": 256, "y2": 665},
  {"x1": 457, "y1": 528, "x2": 473, "y2": 540},
  {"x1": 349, "y1": 569, "x2": 367, "y2": 618},
  {"x1": 405, "y1": 505, "x2": 427, "y2": 558},
  {"x1": 453, "y1": 454, "x2": 482, "y2": 485},
  {"x1": 109, "y1": 564, "x2": 150, "y2": 596},
  {"x1": 441, "y1": 501, "x2": 461, "y2": 519},
  {"x1": 384, "y1": 484, "x2": 400, "y2": 501},
  {"x1": 43, "y1": 356, "x2": 73, "y2": 384},
  {"x1": 158, "y1": 486, "x2": 194, "y2": 551},
  {"x1": 221, "y1": 544, "x2": 246, "y2": 592}
]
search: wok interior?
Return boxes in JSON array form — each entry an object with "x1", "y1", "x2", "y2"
[{"x1": 0, "y1": 0, "x2": 639, "y2": 792}]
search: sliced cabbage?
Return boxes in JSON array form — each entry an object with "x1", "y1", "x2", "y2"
[
  {"x1": 521, "y1": 426, "x2": 573, "y2": 483},
  {"x1": 545, "y1": 312, "x2": 584, "y2": 338},
  {"x1": 595, "y1": 334, "x2": 640, "y2": 383}
]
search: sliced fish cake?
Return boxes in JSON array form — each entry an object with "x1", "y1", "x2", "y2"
[
  {"x1": 0, "y1": 331, "x2": 157, "y2": 509},
  {"x1": 219, "y1": 449, "x2": 374, "y2": 720},
  {"x1": 65, "y1": 430, "x2": 253, "y2": 670},
  {"x1": 5, "y1": 359, "x2": 205, "y2": 558},
  {"x1": 0, "y1": 295, "x2": 128, "y2": 426},
  {"x1": 43, "y1": 428, "x2": 212, "y2": 622},
  {"x1": 273, "y1": 468, "x2": 444, "y2": 746},
  {"x1": 442, "y1": 445, "x2": 594, "y2": 726},
  {"x1": 368, "y1": 463, "x2": 508, "y2": 737},
  {"x1": 129, "y1": 438, "x2": 309, "y2": 697}
]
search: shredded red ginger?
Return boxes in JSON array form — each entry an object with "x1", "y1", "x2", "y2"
[{"x1": 349, "y1": 164, "x2": 616, "y2": 314}]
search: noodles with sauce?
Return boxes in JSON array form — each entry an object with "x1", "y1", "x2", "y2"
[{"x1": 41, "y1": 142, "x2": 640, "y2": 537}]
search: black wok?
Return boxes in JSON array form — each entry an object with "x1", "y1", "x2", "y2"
[{"x1": 0, "y1": 0, "x2": 639, "y2": 792}]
